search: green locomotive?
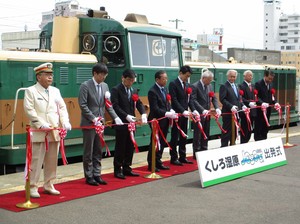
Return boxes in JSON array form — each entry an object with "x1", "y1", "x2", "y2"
[{"x1": 0, "y1": 9, "x2": 298, "y2": 173}]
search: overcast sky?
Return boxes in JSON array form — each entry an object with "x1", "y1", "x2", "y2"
[{"x1": 0, "y1": 0, "x2": 299, "y2": 50}]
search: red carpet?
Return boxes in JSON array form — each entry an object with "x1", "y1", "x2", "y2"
[{"x1": 0, "y1": 158, "x2": 198, "y2": 212}]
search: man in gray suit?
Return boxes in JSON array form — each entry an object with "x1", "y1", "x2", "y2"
[
  {"x1": 78, "y1": 63, "x2": 123, "y2": 186},
  {"x1": 192, "y1": 69, "x2": 221, "y2": 158}
]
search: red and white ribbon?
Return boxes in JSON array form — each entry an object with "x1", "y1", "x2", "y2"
[
  {"x1": 262, "y1": 107, "x2": 270, "y2": 127},
  {"x1": 244, "y1": 108, "x2": 252, "y2": 131},
  {"x1": 156, "y1": 120, "x2": 172, "y2": 150},
  {"x1": 44, "y1": 131, "x2": 49, "y2": 151},
  {"x1": 58, "y1": 128, "x2": 68, "y2": 165},
  {"x1": 128, "y1": 122, "x2": 139, "y2": 153},
  {"x1": 192, "y1": 115, "x2": 207, "y2": 140},
  {"x1": 174, "y1": 117, "x2": 188, "y2": 138},
  {"x1": 95, "y1": 122, "x2": 110, "y2": 156},
  {"x1": 233, "y1": 112, "x2": 245, "y2": 137},
  {"x1": 214, "y1": 114, "x2": 227, "y2": 133}
]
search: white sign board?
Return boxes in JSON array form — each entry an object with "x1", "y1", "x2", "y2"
[{"x1": 196, "y1": 138, "x2": 287, "y2": 188}]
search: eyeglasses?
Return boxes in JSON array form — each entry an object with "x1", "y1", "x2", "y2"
[{"x1": 41, "y1": 73, "x2": 54, "y2": 77}]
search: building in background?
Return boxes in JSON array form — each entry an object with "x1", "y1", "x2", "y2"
[
  {"x1": 263, "y1": 0, "x2": 300, "y2": 77},
  {"x1": 1, "y1": 0, "x2": 87, "y2": 51},
  {"x1": 227, "y1": 48, "x2": 281, "y2": 64}
]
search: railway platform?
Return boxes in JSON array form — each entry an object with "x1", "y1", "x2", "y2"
[{"x1": 0, "y1": 124, "x2": 299, "y2": 224}]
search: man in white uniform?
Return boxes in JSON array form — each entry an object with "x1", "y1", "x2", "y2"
[{"x1": 23, "y1": 62, "x2": 71, "y2": 198}]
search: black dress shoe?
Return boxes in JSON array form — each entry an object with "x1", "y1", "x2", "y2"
[
  {"x1": 114, "y1": 172, "x2": 126, "y2": 179},
  {"x1": 148, "y1": 166, "x2": 160, "y2": 172},
  {"x1": 94, "y1": 176, "x2": 107, "y2": 185},
  {"x1": 170, "y1": 160, "x2": 183, "y2": 166},
  {"x1": 179, "y1": 158, "x2": 193, "y2": 164},
  {"x1": 156, "y1": 164, "x2": 170, "y2": 170},
  {"x1": 86, "y1": 178, "x2": 99, "y2": 186},
  {"x1": 123, "y1": 170, "x2": 140, "y2": 176}
]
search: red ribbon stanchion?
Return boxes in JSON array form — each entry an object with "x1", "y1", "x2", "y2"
[{"x1": 25, "y1": 126, "x2": 32, "y2": 181}]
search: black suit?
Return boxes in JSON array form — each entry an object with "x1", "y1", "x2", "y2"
[
  {"x1": 254, "y1": 79, "x2": 277, "y2": 141},
  {"x1": 219, "y1": 81, "x2": 244, "y2": 147},
  {"x1": 111, "y1": 83, "x2": 145, "y2": 173},
  {"x1": 239, "y1": 81, "x2": 257, "y2": 143},
  {"x1": 168, "y1": 78, "x2": 194, "y2": 161},
  {"x1": 192, "y1": 81, "x2": 219, "y2": 152},
  {"x1": 147, "y1": 84, "x2": 171, "y2": 167}
]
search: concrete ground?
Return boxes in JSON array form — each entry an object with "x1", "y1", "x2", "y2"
[{"x1": 0, "y1": 124, "x2": 299, "y2": 224}]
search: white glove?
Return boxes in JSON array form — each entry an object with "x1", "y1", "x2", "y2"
[
  {"x1": 63, "y1": 122, "x2": 72, "y2": 131},
  {"x1": 141, "y1": 114, "x2": 147, "y2": 124},
  {"x1": 216, "y1": 108, "x2": 222, "y2": 116},
  {"x1": 182, "y1": 110, "x2": 190, "y2": 118},
  {"x1": 165, "y1": 111, "x2": 175, "y2": 118},
  {"x1": 231, "y1": 106, "x2": 238, "y2": 113},
  {"x1": 170, "y1": 109, "x2": 175, "y2": 113},
  {"x1": 192, "y1": 110, "x2": 200, "y2": 116},
  {"x1": 202, "y1": 110, "x2": 209, "y2": 116},
  {"x1": 93, "y1": 117, "x2": 102, "y2": 126},
  {"x1": 242, "y1": 105, "x2": 248, "y2": 111},
  {"x1": 126, "y1": 115, "x2": 136, "y2": 123},
  {"x1": 261, "y1": 103, "x2": 269, "y2": 109},
  {"x1": 40, "y1": 123, "x2": 51, "y2": 129},
  {"x1": 274, "y1": 103, "x2": 281, "y2": 111},
  {"x1": 249, "y1": 102, "x2": 256, "y2": 108},
  {"x1": 114, "y1": 117, "x2": 123, "y2": 125}
]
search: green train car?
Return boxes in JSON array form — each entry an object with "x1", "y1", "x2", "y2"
[
  {"x1": 0, "y1": 9, "x2": 298, "y2": 173},
  {"x1": 0, "y1": 11, "x2": 183, "y2": 173},
  {"x1": 187, "y1": 61, "x2": 299, "y2": 136}
]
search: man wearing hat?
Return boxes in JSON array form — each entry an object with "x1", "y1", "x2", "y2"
[{"x1": 24, "y1": 62, "x2": 71, "y2": 198}]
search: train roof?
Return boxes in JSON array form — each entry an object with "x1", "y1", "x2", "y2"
[
  {"x1": 0, "y1": 50, "x2": 98, "y2": 63},
  {"x1": 119, "y1": 21, "x2": 181, "y2": 37}
]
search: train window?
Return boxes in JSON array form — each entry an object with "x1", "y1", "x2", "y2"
[
  {"x1": 129, "y1": 32, "x2": 179, "y2": 68},
  {"x1": 27, "y1": 67, "x2": 34, "y2": 82},
  {"x1": 82, "y1": 33, "x2": 97, "y2": 53},
  {"x1": 102, "y1": 33, "x2": 125, "y2": 67}
]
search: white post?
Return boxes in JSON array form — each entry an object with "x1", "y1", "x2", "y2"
[{"x1": 11, "y1": 88, "x2": 28, "y2": 149}]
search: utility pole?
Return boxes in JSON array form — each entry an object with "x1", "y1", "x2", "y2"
[{"x1": 169, "y1": 19, "x2": 183, "y2": 29}]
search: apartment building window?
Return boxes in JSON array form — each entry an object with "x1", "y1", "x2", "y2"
[
  {"x1": 281, "y1": 46, "x2": 285, "y2": 50},
  {"x1": 263, "y1": 56, "x2": 267, "y2": 61},
  {"x1": 184, "y1": 52, "x2": 192, "y2": 62}
]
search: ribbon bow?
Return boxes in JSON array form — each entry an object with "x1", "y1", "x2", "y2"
[
  {"x1": 128, "y1": 122, "x2": 139, "y2": 152},
  {"x1": 95, "y1": 123, "x2": 111, "y2": 156}
]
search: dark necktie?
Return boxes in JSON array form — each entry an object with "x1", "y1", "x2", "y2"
[
  {"x1": 231, "y1": 83, "x2": 238, "y2": 97},
  {"x1": 127, "y1": 87, "x2": 131, "y2": 100},
  {"x1": 161, "y1": 87, "x2": 166, "y2": 101},
  {"x1": 182, "y1": 81, "x2": 186, "y2": 91},
  {"x1": 97, "y1": 84, "x2": 101, "y2": 101}
]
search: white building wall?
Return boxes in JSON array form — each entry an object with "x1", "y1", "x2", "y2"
[{"x1": 263, "y1": 0, "x2": 282, "y2": 50}]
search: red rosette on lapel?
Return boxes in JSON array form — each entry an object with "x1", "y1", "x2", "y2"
[
  {"x1": 104, "y1": 91, "x2": 112, "y2": 108},
  {"x1": 253, "y1": 89, "x2": 258, "y2": 101},
  {"x1": 239, "y1": 89, "x2": 244, "y2": 102},
  {"x1": 271, "y1": 88, "x2": 276, "y2": 101},
  {"x1": 186, "y1": 87, "x2": 192, "y2": 102},
  {"x1": 132, "y1": 93, "x2": 139, "y2": 111}
]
